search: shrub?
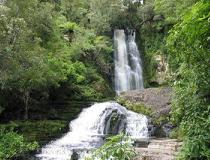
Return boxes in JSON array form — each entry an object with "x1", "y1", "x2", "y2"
[
  {"x1": 0, "y1": 128, "x2": 38, "y2": 159},
  {"x1": 85, "y1": 134, "x2": 136, "y2": 160}
]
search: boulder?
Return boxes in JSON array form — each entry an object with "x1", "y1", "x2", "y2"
[
  {"x1": 120, "y1": 87, "x2": 172, "y2": 117},
  {"x1": 119, "y1": 87, "x2": 175, "y2": 137}
]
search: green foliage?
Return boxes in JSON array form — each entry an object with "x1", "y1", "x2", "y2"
[
  {"x1": 0, "y1": 127, "x2": 38, "y2": 159},
  {"x1": 0, "y1": 120, "x2": 68, "y2": 155},
  {"x1": 117, "y1": 97, "x2": 153, "y2": 117},
  {"x1": 133, "y1": 0, "x2": 169, "y2": 86},
  {"x1": 0, "y1": 0, "x2": 115, "y2": 119},
  {"x1": 1, "y1": 0, "x2": 209, "y2": 159},
  {"x1": 167, "y1": 1, "x2": 210, "y2": 159},
  {"x1": 155, "y1": 0, "x2": 198, "y2": 24},
  {"x1": 59, "y1": 21, "x2": 80, "y2": 32},
  {"x1": 61, "y1": 0, "x2": 124, "y2": 34},
  {"x1": 85, "y1": 134, "x2": 136, "y2": 160},
  {"x1": 169, "y1": 128, "x2": 183, "y2": 140},
  {"x1": 86, "y1": 0, "x2": 124, "y2": 33},
  {"x1": 6, "y1": 120, "x2": 67, "y2": 144}
]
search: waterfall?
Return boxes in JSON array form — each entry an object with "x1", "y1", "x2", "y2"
[
  {"x1": 114, "y1": 29, "x2": 144, "y2": 93},
  {"x1": 36, "y1": 102, "x2": 148, "y2": 160},
  {"x1": 36, "y1": 29, "x2": 147, "y2": 160}
]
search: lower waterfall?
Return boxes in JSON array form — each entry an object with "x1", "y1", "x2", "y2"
[{"x1": 36, "y1": 102, "x2": 148, "y2": 160}]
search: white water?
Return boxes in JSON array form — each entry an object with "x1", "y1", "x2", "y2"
[
  {"x1": 36, "y1": 29, "x2": 146, "y2": 160},
  {"x1": 114, "y1": 29, "x2": 144, "y2": 93},
  {"x1": 36, "y1": 102, "x2": 148, "y2": 160}
]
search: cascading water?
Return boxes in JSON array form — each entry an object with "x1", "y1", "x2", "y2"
[
  {"x1": 36, "y1": 29, "x2": 147, "y2": 160},
  {"x1": 36, "y1": 102, "x2": 148, "y2": 160},
  {"x1": 114, "y1": 29, "x2": 144, "y2": 93}
]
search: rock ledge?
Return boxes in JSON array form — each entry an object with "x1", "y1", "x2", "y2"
[{"x1": 120, "y1": 87, "x2": 172, "y2": 116}]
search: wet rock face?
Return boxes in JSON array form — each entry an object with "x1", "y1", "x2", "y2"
[
  {"x1": 104, "y1": 111, "x2": 126, "y2": 135},
  {"x1": 147, "y1": 118, "x2": 175, "y2": 138},
  {"x1": 153, "y1": 54, "x2": 170, "y2": 85},
  {"x1": 150, "y1": 124, "x2": 175, "y2": 138},
  {"x1": 162, "y1": 123, "x2": 175, "y2": 137},
  {"x1": 71, "y1": 150, "x2": 79, "y2": 160},
  {"x1": 148, "y1": 124, "x2": 157, "y2": 137}
]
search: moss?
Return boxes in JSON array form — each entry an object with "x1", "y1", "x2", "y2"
[
  {"x1": 116, "y1": 97, "x2": 153, "y2": 117},
  {"x1": 115, "y1": 97, "x2": 127, "y2": 106},
  {"x1": 0, "y1": 120, "x2": 68, "y2": 145},
  {"x1": 116, "y1": 97, "x2": 170, "y2": 126},
  {"x1": 154, "y1": 115, "x2": 169, "y2": 126}
]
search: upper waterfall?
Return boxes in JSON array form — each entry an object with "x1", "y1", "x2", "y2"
[{"x1": 114, "y1": 29, "x2": 144, "y2": 93}]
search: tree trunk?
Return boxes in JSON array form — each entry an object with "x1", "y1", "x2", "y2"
[{"x1": 23, "y1": 90, "x2": 30, "y2": 120}]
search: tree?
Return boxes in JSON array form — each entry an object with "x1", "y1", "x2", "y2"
[
  {"x1": 0, "y1": 1, "x2": 67, "y2": 119},
  {"x1": 154, "y1": 0, "x2": 199, "y2": 24},
  {"x1": 0, "y1": 0, "x2": 116, "y2": 119},
  {"x1": 167, "y1": 1, "x2": 210, "y2": 159}
]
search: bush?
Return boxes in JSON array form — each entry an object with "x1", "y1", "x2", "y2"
[
  {"x1": 0, "y1": 128, "x2": 38, "y2": 159},
  {"x1": 85, "y1": 134, "x2": 136, "y2": 160},
  {"x1": 167, "y1": 1, "x2": 210, "y2": 159},
  {"x1": 0, "y1": 120, "x2": 68, "y2": 144}
]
